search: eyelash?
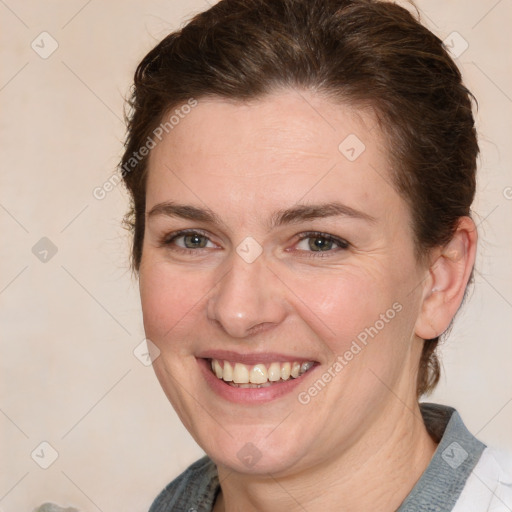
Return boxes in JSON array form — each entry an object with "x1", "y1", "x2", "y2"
[
  {"x1": 161, "y1": 229, "x2": 213, "y2": 254},
  {"x1": 161, "y1": 229, "x2": 350, "y2": 256},
  {"x1": 294, "y1": 231, "x2": 350, "y2": 257}
]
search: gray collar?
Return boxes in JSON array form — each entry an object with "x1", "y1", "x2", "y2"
[{"x1": 397, "y1": 402, "x2": 486, "y2": 511}]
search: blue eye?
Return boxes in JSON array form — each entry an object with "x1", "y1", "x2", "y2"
[
  {"x1": 164, "y1": 231, "x2": 216, "y2": 250},
  {"x1": 296, "y1": 233, "x2": 349, "y2": 253}
]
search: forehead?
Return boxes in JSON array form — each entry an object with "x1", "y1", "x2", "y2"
[{"x1": 145, "y1": 90, "x2": 405, "y2": 227}]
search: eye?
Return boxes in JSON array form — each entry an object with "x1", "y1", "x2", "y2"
[
  {"x1": 295, "y1": 232, "x2": 349, "y2": 253},
  {"x1": 163, "y1": 230, "x2": 217, "y2": 250}
]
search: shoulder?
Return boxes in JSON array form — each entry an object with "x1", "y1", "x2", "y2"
[
  {"x1": 149, "y1": 456, "x2": 219, "y2": 512},
  {"x1": 453, "y1": 446, "x2": 512, "y2": 511}
]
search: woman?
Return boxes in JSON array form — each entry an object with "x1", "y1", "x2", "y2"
[{"x1": 120, "y1": 0, "x2": 512, "y2": 510}]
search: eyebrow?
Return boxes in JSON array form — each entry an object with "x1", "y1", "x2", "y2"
[
  {"x1": 147, "y1": 202, "x2": 221, "y2": 224},
  {"x1": 270, "y1": 202, "x2": 376, "y2": 227},
  {"x1": 147, "y1": 201, "x2": 376, "y2": 227}
]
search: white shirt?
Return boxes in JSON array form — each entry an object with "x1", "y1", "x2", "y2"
[{"x1": 453, "y1": 447, "x2": 512, "y2": 512}]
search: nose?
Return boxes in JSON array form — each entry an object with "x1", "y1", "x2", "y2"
[{"x1": 207, "y1": 253, "x2": 288, "y2": 339}]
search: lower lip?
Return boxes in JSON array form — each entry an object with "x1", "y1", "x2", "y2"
[{"x1": 198, "y1": 358, "x2": 317, "y2": 404}]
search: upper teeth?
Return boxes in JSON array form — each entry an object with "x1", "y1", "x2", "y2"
[{"x1": 210, "y1": 359, "x2": 314, "y2": 384}]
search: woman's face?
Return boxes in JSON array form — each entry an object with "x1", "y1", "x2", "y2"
[{"x1": 139, "y1": 90, "x2": 429, "y2": 475}]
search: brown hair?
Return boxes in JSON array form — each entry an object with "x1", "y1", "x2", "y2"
[{"x1": 121, "y1": 0, "x2": 478, "y2": 397}]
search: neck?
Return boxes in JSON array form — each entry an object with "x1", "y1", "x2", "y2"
[{"x1": 214, "y1": 401, "x2": 437, "y2": 512}]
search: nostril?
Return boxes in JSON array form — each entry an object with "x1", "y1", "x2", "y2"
[{"x1": 246, "y1": 321, "x2": 277, "y2": 336}]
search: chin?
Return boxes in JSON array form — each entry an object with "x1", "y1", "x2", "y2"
[{"x1": 195, "y1": 420, "x2": 314, "y2": 476}]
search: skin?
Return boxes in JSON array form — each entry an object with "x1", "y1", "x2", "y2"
[{"x1": 138, "y1": 90, "x2": 477, "y2": 511}]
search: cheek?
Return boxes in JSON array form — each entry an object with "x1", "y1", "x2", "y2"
[
  {"x1": 138, "y1": 257, "x2": 210, "y2": 346},
  {"x1": 288, "y1": 269, "x2": 420, "y2": 414},
  {"x1": 283, "y1": 266, "x2": 394, "y2": 339},
  {"x1": 283, "y1": 261, "x2": 418, "y2": 365}
]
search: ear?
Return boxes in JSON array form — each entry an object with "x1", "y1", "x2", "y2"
[{"x1": 414, "y1": 217, "x2": 478, "y2": 340}]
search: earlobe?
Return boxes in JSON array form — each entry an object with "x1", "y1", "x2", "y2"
[{"x1": 414, "y1": 217, "x2": 477, "y2": 340}]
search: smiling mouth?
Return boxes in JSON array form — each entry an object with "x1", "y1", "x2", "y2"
[{"x1": 209, "y1": 359, "x2": 316, "y2": 388}]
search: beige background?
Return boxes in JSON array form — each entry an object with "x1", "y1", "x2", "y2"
[{"x1": 1, "y1": 1, "x2": 511, "y2": 510}]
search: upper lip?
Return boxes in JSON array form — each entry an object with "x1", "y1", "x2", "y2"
[{"x1": 196, "y1": 350, "x2": 318, "y2": 366}]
